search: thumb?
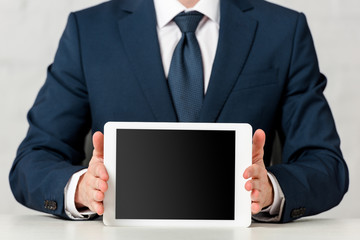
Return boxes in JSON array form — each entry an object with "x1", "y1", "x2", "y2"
[
  {"x1": 252, "y1": 129, "x2": 266, "y2": 164},
  {"x1": 92, "y1": 131, "x2": 104, "y2": 158}
]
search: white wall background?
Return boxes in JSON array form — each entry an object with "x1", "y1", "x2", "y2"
[{"x1": 0, "y1": 0, "x2": 359, "y2": 218}]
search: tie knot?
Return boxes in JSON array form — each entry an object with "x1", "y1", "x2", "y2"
[{"x1": 173, "y1": 11, "x2": 204, "y2": 33}]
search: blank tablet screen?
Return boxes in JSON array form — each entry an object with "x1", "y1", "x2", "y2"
[{"x1": 115, "y1": 129, "x2": 235, "y2": 220}]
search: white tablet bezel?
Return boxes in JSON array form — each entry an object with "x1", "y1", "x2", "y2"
[{"x1": 103, "y1": 122, "x2": 252, "y2": 227}]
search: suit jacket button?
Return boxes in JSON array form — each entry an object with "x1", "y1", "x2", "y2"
[
  {"x1": 49, "y1": 201, "x2": 57, "y2": 210},
  {"x1": 44, "y1": 200, "x2": 57, "y2": 211},
  {"x1": 300, "y1": 207, "x2": 306, "y2": 215},
  {"x1": 291, "y1": 208, "x2": 306, "y2": 218},
  {"x1": 44, "y1": 200, "x2": 49, "y2": 209}
]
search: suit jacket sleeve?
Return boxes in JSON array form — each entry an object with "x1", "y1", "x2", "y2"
[
  {"x1": 9, "y1": 13, "x2": 90, "y2": 219},
  {"x1": 267, "y1": 13, "x2": 349, "y2": 223}
]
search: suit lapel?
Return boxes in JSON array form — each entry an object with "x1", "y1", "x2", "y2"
[
  {"x1": 117, "y1": 0, "x2": 177, "y2": 122},
  {"x1": 199, "y1": 0, "x2": 258, "y2": 122},
  {"x1": 116, "y1": 0, "x2": 257, "y2": 123}
]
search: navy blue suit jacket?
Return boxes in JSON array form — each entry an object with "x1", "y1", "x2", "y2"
[{"x1": 10, "y1": 0, "x2": 348, "y2": 223}]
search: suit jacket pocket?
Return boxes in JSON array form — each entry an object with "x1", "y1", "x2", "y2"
[{"x1": 232, "y1": 68, "x2": 279, "y2": 91}]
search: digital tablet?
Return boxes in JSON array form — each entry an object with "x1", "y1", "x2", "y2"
[{"x1": 103, "y1": 122, "x2": 252, "y2": 227}]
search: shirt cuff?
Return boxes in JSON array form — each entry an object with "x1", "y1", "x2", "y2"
[
  {"x1": 252, "y1": 171, "x2": 285, "y2": 222},
  {"x1": 64, "y1": 168, "x2": 96, "y2": 220}
]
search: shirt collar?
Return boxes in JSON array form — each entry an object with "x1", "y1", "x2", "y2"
[{"x1": 153, "y1": 0, "x2": 220, "y2": 29}]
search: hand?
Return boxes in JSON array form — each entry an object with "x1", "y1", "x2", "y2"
[
  {"x1": 75, "y1": 131, "x2": 109, "y2": 215},
  {"x1": 243, "y1": 129, "x2": 274, "y2": 214}
]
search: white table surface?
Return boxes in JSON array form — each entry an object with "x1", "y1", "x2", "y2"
[{"x1": 1, "y1": 214, "x2": 358, "y2": 240}]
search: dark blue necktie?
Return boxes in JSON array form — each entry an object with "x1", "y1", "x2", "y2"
[{"x1": 168, "y1": 11, "x2": 204, "y2": 122}]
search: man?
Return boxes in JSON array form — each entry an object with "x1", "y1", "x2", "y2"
[{"x1": 9, "y1": 0, "x2": 349, "y2": 223}]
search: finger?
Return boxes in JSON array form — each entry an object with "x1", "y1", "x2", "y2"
[
  {"x1": 251, "y1": 189, "x2": 261, "y2": 202},
  {"x1": 252, "y1": 129, "x2": 266, "y2": 163},
  {"x1": 245, "y1": 180, "x2": 252, "y2": 191},
  {"x1": 95, "y1": 163, "x2": 109, "y2": 181},
  {"x1": 89, "y1": 162, "x2": 109, "y2": 181},
  {"x1": 90, "y1": 201, "x2": 104, "y2": 216},
  {"x1": 245, "y1": 179, "x2": 262, "y2": 191},
  {"x1": 84, "y1": 174, "x2": 108, "y2": 192},
  {"x1": 95, "y1": 178, "x2": 108, "y2": 193},
  {"x1": 92, "y1": 131, "x2": 104, "y2": 158},
  {"x1": 243, "y1": 166, "x2": 251, "y2": 179},
  {"x1": 93, "y1": 189, "x2": 105, "y2": 202},
  {"x1": 243, "y1": 164, "x2": 262, "y2": 179},
  {"x1": 251, "y1": 202, "x2": 262, "y2": 215}
]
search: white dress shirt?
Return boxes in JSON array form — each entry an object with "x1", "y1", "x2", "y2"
[{"x1": 64, "y1": 0, "x2": 285, "y2": 221}]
